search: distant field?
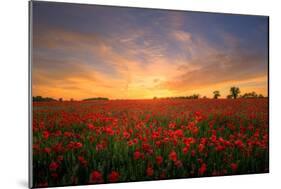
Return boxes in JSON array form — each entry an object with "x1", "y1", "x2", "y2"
[{"x1": 32, "y1": 99, "x2": 269, "y2": 187}]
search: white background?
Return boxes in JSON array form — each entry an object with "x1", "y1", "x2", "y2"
[{"x1": 0, "y1": 0, "x2": 280, "y2": 188}]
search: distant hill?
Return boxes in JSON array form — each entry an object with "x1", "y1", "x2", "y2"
[
  {"x1": 82, "y1": 97, "x2": 109, "y2": 101},
  {"x1": 32, "y1": 96, "x2": 57, "y2": 102}
]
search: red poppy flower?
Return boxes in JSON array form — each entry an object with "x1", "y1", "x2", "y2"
[
  {"x1": 169, "y1": 151, "x2": 177, "y2": 162},
  {"x1": 87, "y1": 123, "x2": 95, "y2": 130},
  {"x1": 42, "y1": 131, "x2": 50, "y2": 139},
  {"x1": 215, "y1": 144, "x2": 225, "y2": 152},
  {"x1": 142, "y1": 143, "x2": 152, "y2": 153},
  {"x1": 198, "y1": 143, "x2": 205, "y2": 152},
  {"x1": 191, "y1": 150, "x2": 196, "y2": 157},
  {"x1": 90, "y1": 170, "x2": 103, "y2": 183},
  {"x1": 133, "y1": 138, "x2": 138, "y2": 144},
  {"x1": 234, "y1": 140, "x2": 244, "y2": 149},
  {"x1": 53, "y1": 143, "x2": 63, "y2": 153},
  {"x1": 174, "y1": 129, "x2": 184, "y2": 137},
  {"x1": 191, "y1": 127, "x2": 199, "y2": 135},
  {"x1": 54, "y1": 130, "x2": 62, "y2": 137},
  {"x1": 168, "y1": 122, "x2": 176, "y2": 129},
  {"x1": 123, "y1": 131, "x2": 131, "y2": 139},
  {"x1": 183, "y1": 146, "x2": 189, "y2": 154},
  {"x1": 211, "y1": 134, "x2": 217, "y2": 143},
  {"x1": 64, "y1": 131, "x2": 73, "y2": 137},
  {"x1": 156, "y1": 156, "x2": 163, "y2": 165},
  {"x1": 108, "y1": 171, "x2": 120, "y2": 182},
  {"x1": 174, "y1": 160, "x2": 183, "y2": 168},
  {"x1": 134, "y1": 150, "x2": 142, "y2": 160},
  {"x1": 44, "y1": 147, "x2": 51, "y2": 154},
  {"x1": 163, "y1": 137, "x2": 169, "y2": 143},
  {"x1": 49, "y1": 161, "x2": 59, "y2": 171},
  {"x1": 198, "y1": 163, "x2": 207, "y2": 175},
  {"x1": 74, "y1": 142, "x2": 83, "y2": 149},
  {"x1": 105, "y1": 127, "x2": 114, "y2": 135},
  {"x1": 230, "y1": 163, "x2": 238, "y2": 172},
  {"x1": 146, "y1": 167, "x2": 154, "y2": 177},
  {"x1": 127, "y1": 140, "x2": 134, "y2": 146},
  {"x1": 155, "y1": 140, "x2": 161, "y2": 147},
  {"x1": 78, "y1": 156, "x2": 88, "y2": 166}
]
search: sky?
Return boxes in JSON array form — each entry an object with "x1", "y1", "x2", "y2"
[{"x1": 32, "y1": 1, "x2": 268, "y2": 100}]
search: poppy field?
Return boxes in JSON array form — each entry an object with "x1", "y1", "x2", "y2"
[{"x1": 32, "y1": 99, "x2": 269, "y2": 187}]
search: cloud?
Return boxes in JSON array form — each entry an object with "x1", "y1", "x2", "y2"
[
  {"x1": 156, "y1": 49, "x2": 267, "y2": 96},
  {"x1": 32, "y1": 54, "x2": 131, "y2": 100},
  {"x1": 33, "y1": 27, "x2": 100, "y2": 51},
  {"x1": 172, "y1": 30, "x2": 192, "y2": 42}
]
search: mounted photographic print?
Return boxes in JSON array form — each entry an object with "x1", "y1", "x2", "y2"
[{"x1": 29, "y1": 0, "x2": 269, "y2": 188}]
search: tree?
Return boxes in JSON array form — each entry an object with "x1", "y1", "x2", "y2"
[
  {"x1": 82, "y1": 97, "x2": 109, "y2": 101},
  {"x1": 192, "y1": 94, "x2": 200, "y2": 99},
  {"x1": 227, "y1": 95, "x2": 232, "y2": 99},
  {"x1": 240, "y1": 92, "x2": 265, "y2": 99},
  {"x1": 230, "y1": 86, "x2": 240, "y2": 99},
  {"x1": 241, "y1": 92, "x2": 258, "y2": 98},
  {"x1": 213, "y1": 90, "x2": 221, "y2": 99}
]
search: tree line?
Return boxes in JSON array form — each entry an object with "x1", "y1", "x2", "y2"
[
  {"x1": 32, "y1": 96, "x2": 109, "y2": 102},
  {"x1": 225, "y1": 86, "x2": 265, "y2": 99},
  {"x1": 153, "y1": 86, "x2": 266, "y2": 100},
  {"x1": 33, "y1": 86, "x2": 266, "y2": 102},
  {"x1": 32, "y1": 96, "x2": 57, "y2": 102}
]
